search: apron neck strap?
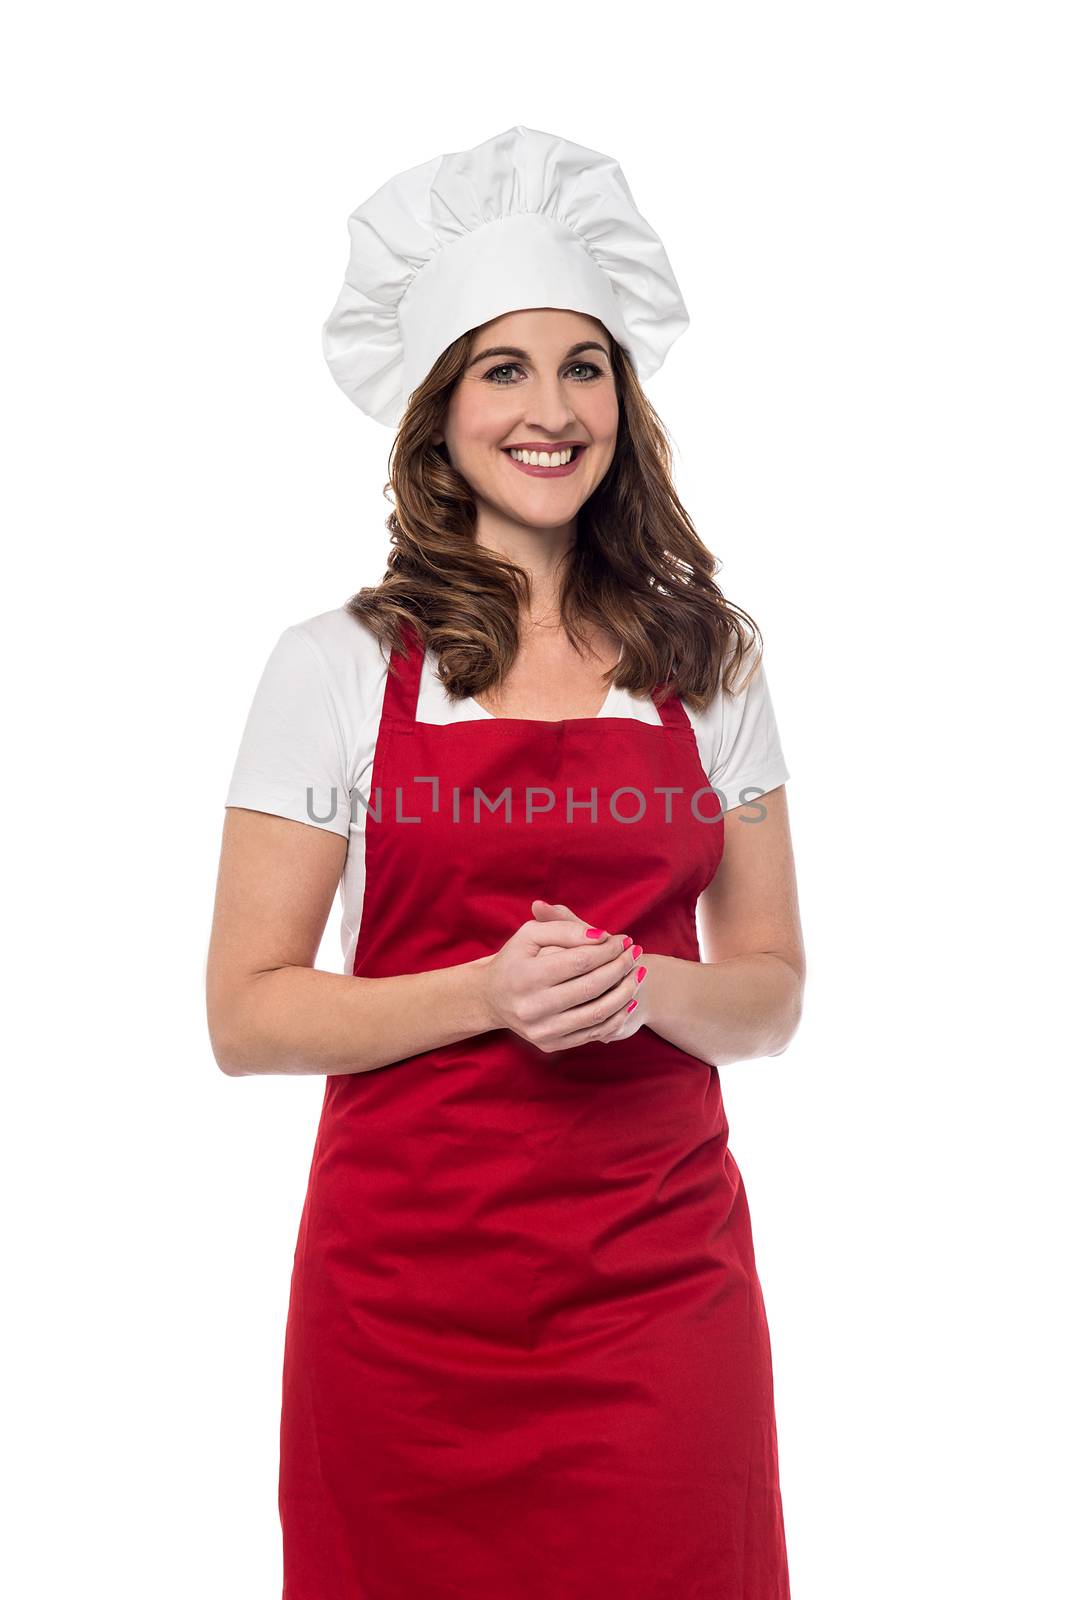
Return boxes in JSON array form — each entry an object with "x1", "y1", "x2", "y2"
[
  {"x1": 654, "y1": 684, "x2": 694, "y2": 731},
  {"x1": 382, "y1": 618, "x2": 425, "y2": 726}
]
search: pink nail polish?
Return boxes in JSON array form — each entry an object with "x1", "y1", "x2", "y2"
[
  {"x1": 626, "y1": 998, "x2": 638, "y2": 1012},
  {"x1": 621, "y1": 936, "x2": 633, "y2": 950},
  {"x1": 636, "y1": 966, "x2": 646, "y2": 983},
  {"x1": 585, "y1": 927, "x2": 606, "y2": 938},
  {"x1": 631, "y1": 944, "x2": 643, "y2": 961}
]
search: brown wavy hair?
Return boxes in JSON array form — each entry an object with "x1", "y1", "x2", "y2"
[{"x1": 345, "y1": 325, "x2": 764, "y2": 715}]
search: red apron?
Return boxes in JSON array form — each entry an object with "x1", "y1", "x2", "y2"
[{"x1": 279, "y1": 620, "x2": 790, "y2": 1598}]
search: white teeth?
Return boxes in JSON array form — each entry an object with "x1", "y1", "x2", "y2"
[{"x1": 508, "y1": 447, "x2": 577, "y2": 466}]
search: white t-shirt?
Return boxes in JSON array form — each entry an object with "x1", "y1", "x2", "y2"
[{"x1": 224, "y1": 606, "x2": 790, "y2": 973}]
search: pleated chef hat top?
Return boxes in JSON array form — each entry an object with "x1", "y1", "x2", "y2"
[{"x1": 321, "y1": 124, "x2": 690, "y2": 429}]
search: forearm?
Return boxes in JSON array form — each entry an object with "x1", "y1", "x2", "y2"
[
  {"x1": 216, "y1": 957, "x2": 495, "y2": 1078},
  {"x1": 638, "y1": 951, "x2": 803, "y2": 1067}
]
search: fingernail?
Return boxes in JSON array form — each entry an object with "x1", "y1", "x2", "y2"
[
  {"x1": 621, "y1": 936, "x2": 633, "y2": 950},
  {"x1": 631, "y1": 944, "x2": 643, "y2": 961},
  {"x1": 636, "y1": 966, "x2": 646, "y2": 983},
  {"x1": 626, "y1": 998, "x2": 638, "y2": 1012},
  {"x1": 585, "y1": 927, "x2": 606, "y2": 938}
]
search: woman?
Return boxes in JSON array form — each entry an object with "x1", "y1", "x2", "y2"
[{"x1": 208, "y1": 125, "x2": 804, "y2": 1599}]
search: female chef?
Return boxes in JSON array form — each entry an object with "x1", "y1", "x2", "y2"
[{"x1": 207, "y1": 124, "x2": 804, "y2": 1599}]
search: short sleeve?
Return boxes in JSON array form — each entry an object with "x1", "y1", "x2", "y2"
[
  {"x1": 224, "y1": 624, "x2": 352, "y2": 839},
  {"x1": 708, "y1": 654, "x2": 790, "y2": 811}
]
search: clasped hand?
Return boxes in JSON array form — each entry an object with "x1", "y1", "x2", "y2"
[{"x1": 478, "y1": 899, "x2": 649, "y2": 1053}]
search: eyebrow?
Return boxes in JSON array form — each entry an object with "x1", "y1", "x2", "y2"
[{"x1": 467, "y1": 340, "x2": 610, "y2": 369}]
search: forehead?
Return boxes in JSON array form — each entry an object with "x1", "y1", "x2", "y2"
[{"x1": 470, "y1": 307, "x2": 609, "y2": 352}]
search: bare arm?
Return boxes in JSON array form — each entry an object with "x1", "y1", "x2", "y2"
[
  {"x1": 637, "y1": 786, "x2": 805, "y2": 1067},
  {"x1": 206, "y1": 807, "x2": 497, "y2": 1077}
]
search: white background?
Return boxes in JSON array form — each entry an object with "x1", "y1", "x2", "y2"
[{"x1": 4, "y1": 3, "x2": 1062, "y2": 1595}]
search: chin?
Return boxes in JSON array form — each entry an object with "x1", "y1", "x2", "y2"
[{"x1": 510, "y1": 501, "x2": 581, "y2": 530}]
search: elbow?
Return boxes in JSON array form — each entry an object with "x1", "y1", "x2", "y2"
[
  {"x1": 766, "y1": 1025, "x2": 799, "y2": 1059},
  {"x1": 210, "y1": 1004, "x2": 274, "y2": 1076},
  {"x1": 209, "y1": 1018, "x2": 249, "y2": 1077},
  {"x1": 767, "y1": 998, "x2": 799, "y2": 1062},
  {"x1": 207, "y1": 986, "x2": 259, "y2": 1077},
  {"x1": 767, "y1": 963, "x2": 805, "y2": 1057},
  {"x1": 206, "y1": 949, "x2": 295, "y2": 1075}
]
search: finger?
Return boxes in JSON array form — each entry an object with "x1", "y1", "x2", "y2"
[
  {"x1": 555, "y1": 1007, "x2": 640, "y2": 1049},
  {"x1": 555, "y1": 1010, "x2": 637, "y2": 1050},
  {"x1": 544, "y1": 977, "x2": 641, "y2": 1048},
  {"x1": 530, "y1": 899, "x2": 580, "y2": 923},
  {"x1": 531, "y1": 902, "x2": 634, "y2": 963},
  {"x1": 540, "y1": 944, "x2": 640, "y2": 1010},
  {"x1": 521, "y1": 918, "x2": 613, "y2": 953}
]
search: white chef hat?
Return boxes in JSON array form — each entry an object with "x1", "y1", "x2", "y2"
[{"x1": 321, "y1": 124, "x2": 689, "y2": 429}]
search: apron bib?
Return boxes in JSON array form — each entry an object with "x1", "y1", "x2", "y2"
[{"x1": 279, "y1": 620, "x2": 790, "y2": 1598}]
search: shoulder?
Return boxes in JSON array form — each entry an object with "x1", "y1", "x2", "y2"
[
  {"x1": 275, "y1": 606, "x2": 390, "y2": 716},
  {"x1": 225, "y1": 608, "x2": 393, "y2": 823},
  {"x1": 682, "y1": 639, "x2": 790, "y2": 808},
  {"x1": 238, "y1": 605, "x2": 395, "y2": 759},
  {"x1": 679, "y1": 636, "x2": 761, "y2": 728},
  {"x1": 282, "y1": 605, "x2": 389, "y2": 677}
]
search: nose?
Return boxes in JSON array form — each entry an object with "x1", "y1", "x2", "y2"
[{"x1": 519, "y1": 377, "x2": 578, "y2": 436}]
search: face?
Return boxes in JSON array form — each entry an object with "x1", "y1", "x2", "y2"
[{"x1": 436, "y1": 308, "x2": 619, "y2": 534}]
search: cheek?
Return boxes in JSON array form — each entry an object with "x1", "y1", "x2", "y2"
[
  {"x1": 586, "y1": 392, "x2": 619, "y2": 444},
  {"x1": 444, "y1": 386, "x2": 496, "y2": 451},
  {"x1": 448, "y1": 427, "x2": 504, "y2": 474},
  {"x1": 451, "y1": 411, "x2": 513, "y2": 462}
]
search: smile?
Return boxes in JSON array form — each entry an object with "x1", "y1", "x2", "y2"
[{"x1": 503, "y1": 445, "x2": 586, "y2": 478}]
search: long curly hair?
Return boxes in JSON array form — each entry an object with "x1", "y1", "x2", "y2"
[{"x1": 345, "y1": 326, "x2": 763, "y2": 715}]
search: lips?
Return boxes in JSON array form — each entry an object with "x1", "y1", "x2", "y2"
[{"x1": 504, "y1": 445, "x2": 586, "y2": 479}]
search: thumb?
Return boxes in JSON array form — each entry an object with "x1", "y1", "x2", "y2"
[
  {"x1": 531, "y1": 899, "x2": 580, "y2": 922},
  {"x1": 522, "y1": 917, "x2": 610, "y2": 953}
]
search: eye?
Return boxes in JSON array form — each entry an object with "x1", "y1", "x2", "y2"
[
  {"x1": 484, "y1": 363, "x2": 523, "y2": 385},
  {"x1": 481, "y1": 360, "x2": 606, "y2": 386}
]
